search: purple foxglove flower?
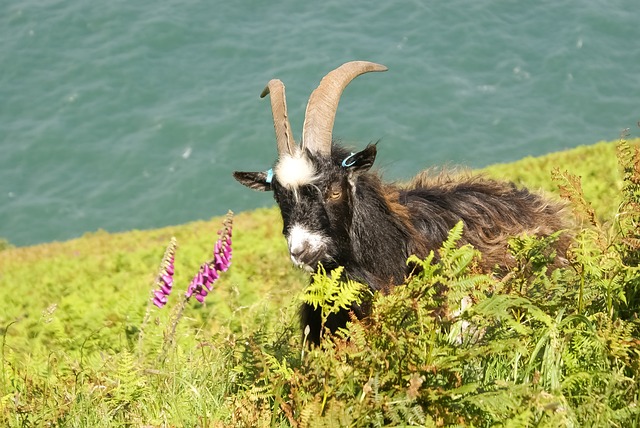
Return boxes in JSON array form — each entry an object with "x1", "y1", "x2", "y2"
[
  {"x1": 213, "y1": 258, "x2": 225, "y2": 273},
  {"x1": 160, "y1": 284, "x2": 172, "y2": 295},
  {"x1": 210, "y1": 264, "x2": 220, "y2": 279},
  {"x1": 150, "y1": 237, "x2": 177, "y2": 309},
  {"x1": 185, "y1": 284, "x2": 195, "y2": 299},
  {"x1": 202, "y1": 265, "x2": 218, "y2": 291},
  {"x1": 187, "y1": 264, "x2": 212, "y2": 299},
  {"x1": 186, "y1": 269, "x2": 202, "y2": 299},
  {"x1": 185, "y1": 211, "x2": 234, "y2": 304},
  {"x1": 153, "y1": 290, "x2": 168, "y2": 308},
  {"x1": 201, "y1": 264, "x2": 212, "y2": 281}
]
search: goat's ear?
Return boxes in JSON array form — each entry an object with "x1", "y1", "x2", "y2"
[
  {"x1": 343, "y1": 143, "x2": 377, "y2": 174},
  {"x1": 233, "y1": 171, "x2": 273, "y2": 191}
]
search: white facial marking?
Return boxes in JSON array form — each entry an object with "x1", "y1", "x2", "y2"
[
  {"x1": 274, "y1": 151, "x2": 316, "y2": 190},
  {"x1": 287, "y1": 224, "x2": 327, "y2": 270}
]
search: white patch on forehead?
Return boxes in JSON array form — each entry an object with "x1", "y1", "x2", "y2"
[{"x1": 274, "y1": 151, "x2": 316, "y2": 190}]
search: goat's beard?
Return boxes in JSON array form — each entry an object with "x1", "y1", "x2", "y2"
[{"x1": 295, "y1": 262, "x2": 317, "y2": 273}]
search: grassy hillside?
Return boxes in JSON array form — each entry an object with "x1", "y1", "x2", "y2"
[{"x1": 0, "y1": 138, "x2": 638, "y2": 427}]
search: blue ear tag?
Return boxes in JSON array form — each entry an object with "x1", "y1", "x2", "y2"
[
  {"x1": 265, "y1": 168, "x2": 274, "y2": 184},
  {"x1": 342, "y1": 152, "x2": 357, "y2": 168}
]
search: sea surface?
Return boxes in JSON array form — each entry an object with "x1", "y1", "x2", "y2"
[{"x1": 1, "y1": 0, "x2": 639, "y2": 246}]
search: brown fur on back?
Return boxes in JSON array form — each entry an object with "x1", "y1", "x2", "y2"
[{"x1": 394, "y1": 168, "x2": 571, "y2": 273}]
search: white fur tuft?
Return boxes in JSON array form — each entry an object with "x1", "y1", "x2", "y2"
[{"x1": 274, "y1": 152, "x2": 317, "y2": 189}]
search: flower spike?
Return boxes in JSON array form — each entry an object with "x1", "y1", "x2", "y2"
[
  {"x1": 152, "y1": 237, "x2": 178, "y2": 308},
  {"x1": 186, "y1": 211, "x2": 234, "y2": 302}
]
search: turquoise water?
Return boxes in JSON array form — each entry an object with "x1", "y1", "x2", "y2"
[{"x1": 1, "y1": 0, "x2": 639, "y2": 246}]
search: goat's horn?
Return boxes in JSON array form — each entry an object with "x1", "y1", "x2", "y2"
[
  {"x1": 261, "y1": 79, "x2": 296, "y2": 156},
  {"x1": 301, "y1": 61, "x2": 388, "y2": 156}
]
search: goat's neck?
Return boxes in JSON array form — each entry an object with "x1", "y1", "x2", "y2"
[{"x1": 347, "y1": 177, "x2": 413, "y2": 290}]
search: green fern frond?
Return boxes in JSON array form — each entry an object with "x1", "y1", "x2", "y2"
[
  {"x1": 298, "y1": 397, "x2": 322, "y2": 428},
  {"x1": 407, "y1": 251, "x2": 436, "y2": 273},
  {"x1": 552, "y1": 167, "x2": 601, "y2": 230},
  {"x1": 243, "y1": 383, "x2": 273, "y2": 403},
  {"x1": 440, "y1": 220, "x2": 465, "y2": 256},
  {"x1": 445, "y1": 246, "x2": 478, "y2": 278},
  {"x1": 301, "y1": 264, "x2": 366, "y2": 329},
  {"x1": 617, "y1": 139, "x2": 640, "y2": 189},
  {"x1": 264, "y1": 353, "x2": 294, "y2": 380},
  {"x1": 106, "y1": 349, "x2": 148, "y2": 412}
]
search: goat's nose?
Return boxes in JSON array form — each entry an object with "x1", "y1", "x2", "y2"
[
  {"x1": 289, "y1": 243, "x2": 310, "y2": 263},
  {"x1": 289, "y1": 242, "x2": 322, "y2": 271}
]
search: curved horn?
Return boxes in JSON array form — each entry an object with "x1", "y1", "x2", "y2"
[
  {"x1": 301, "y1": 61, "x2": 388, "y2": 156},
  {"x1": 261, "y1": 79, "x2": 296, "y2": 156}
]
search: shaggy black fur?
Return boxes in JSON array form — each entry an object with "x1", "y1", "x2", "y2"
[{"x1": 234, "y1": 143, "x2": 570, "y2": 345}]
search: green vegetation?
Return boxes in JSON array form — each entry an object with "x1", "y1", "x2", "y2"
[{"x1": 1, "y1": 138, "x2": 639, "y2": 427}]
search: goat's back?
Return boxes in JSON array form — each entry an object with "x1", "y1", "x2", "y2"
[{"x1": 400, "y1": 170, "x2": 570, "y2": 272}]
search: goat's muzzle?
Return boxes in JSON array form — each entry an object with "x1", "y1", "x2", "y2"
[{"x1": 286, "y1": 225, "x2": 329, "y2": 272}]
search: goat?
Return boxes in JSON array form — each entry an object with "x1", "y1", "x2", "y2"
[{"x1": 233, "y1": 61, "x2": 570, "y2": 344}]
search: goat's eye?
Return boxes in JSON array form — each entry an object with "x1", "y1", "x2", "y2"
[{"x1": 328, "y1": 187, "x2": 342, "y2": 200}]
